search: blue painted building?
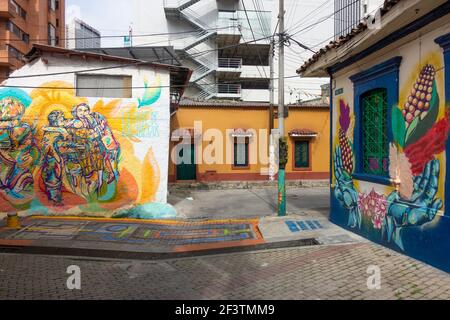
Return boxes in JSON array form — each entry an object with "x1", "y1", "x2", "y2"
[{"x1": 298, "y1": 0, "x2": 450, "y2": 272}]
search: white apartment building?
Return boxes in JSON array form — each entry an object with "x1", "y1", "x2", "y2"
[
  {"x1": 66, "y1": 18, "x2": 101, "y2": 49},
  {"x1": 131, "y1": 0, "x2": 275, "y2": 102},
  {"x1": 334, "y1": 0, "x2": 385, "y2": 39}
]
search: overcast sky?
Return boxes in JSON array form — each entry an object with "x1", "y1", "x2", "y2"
[{"x1": 66, "y1": 0, "x2": 334, "y2": 101}]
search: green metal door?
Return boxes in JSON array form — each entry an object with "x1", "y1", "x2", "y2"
[{"x1": 176, "y1": 144, "x2": 196, "y2": 181}]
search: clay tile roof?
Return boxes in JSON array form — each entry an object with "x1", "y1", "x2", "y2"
[
  {"x1": 231, "y1": 128, "x2": 254, "y2": 137},
  {"x1": 178, "y1": 98, "x2": 329, "y2": 108},
  {"x1": 297, "y1": 0, "x2": 402, "y2": 75},
  {"x1": 171, "y1": 128, "x2": 201, "y2": 139},
  {"x1": 289, "y1": 129, "x2": 318, "y2": 137}
]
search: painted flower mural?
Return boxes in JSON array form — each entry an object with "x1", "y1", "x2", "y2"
[
  {"x1": 334, "y1": 62, "x2": 446, "y2": 251},
  {"x1": 358, "y1": 189, "x2": 388, "y2": 230},
  {"x1": 334, "y1": 99, "x2": 361, "y2": 229}
]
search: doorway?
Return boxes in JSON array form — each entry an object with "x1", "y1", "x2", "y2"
[{"x1": 176, "y1": 143, "x2": 196, "y2": 181}]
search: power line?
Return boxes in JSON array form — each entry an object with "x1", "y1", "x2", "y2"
[
  {"x1": 288, "y1": 0, "x2": 363, "y2": 38},
  {"x1": 5, "y1": 34, "x2": 277, "y2": 80},
  {"x1": 1, "y1": 26, "x2": 230, "y2": 43},
  {"x1": 287, "y1": 0, "x2": 333, "y2": 34},
  {"x1": 241, "y1": 0, "x2": 269, "y2": 80},
  {"x1": 1, "y1": 74, "x2": 321, "y2": 91}
]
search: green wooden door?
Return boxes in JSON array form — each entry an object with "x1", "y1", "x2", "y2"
[{"x1": 176, "y1": 144, "x2": 196, "y2": 181}]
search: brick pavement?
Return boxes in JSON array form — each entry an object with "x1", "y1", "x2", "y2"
[{"x1": 0, "y1": 241, "x2": 449, "y2": 300}]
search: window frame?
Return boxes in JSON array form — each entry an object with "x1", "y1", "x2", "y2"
[
  {"x1": 75, "y1": 74, "x2": 133, "y2": 99},
  {"x1": 292, "y1": 139, "x2": 312, "y2": 171},
  {"x1": 48, "y1": 0, "x2": 56, "y2": 11},
  {"x1": 232, "y1": 137, "x2": 250, "y2": 170},
  {"x1": 360, "y1": 88, "x2": 389, "y2": 177},
  {"x1": 349, "y1": 56, "x2": 402, "y2": 185},
  {"x1": 9, "y1": 0, "x2": 27, "y2": 20},
  {"x1": 6, "y1": 21, "x2": 29, "y2": 43},
  {"x1": 48, "y1": 23, "x2": 56, "y2": 46}
]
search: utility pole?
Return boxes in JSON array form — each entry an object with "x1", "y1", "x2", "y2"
[
  {"x1": 269, "y1": 38, "x2": 275, "y2": 135},
  {"x1": 269, "y1": 40, "x2": 274, "y2": 132},
  {"x1": 268, "y1": 37, "x2": 276, "y2": 182},
  {"x1": 277, "y1": 0, "x2": 287, "y2": 216}
]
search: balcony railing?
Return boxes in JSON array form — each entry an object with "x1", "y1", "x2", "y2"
[
  {"x1": 163, "y1": 0, "x2": 184, "y2": 8},
  {"x1": 218, "y1": 84, "x2": 241, "y2": 94},
  {"x1": 218, "y1": 58, "x2": 242, "y2": 69}
]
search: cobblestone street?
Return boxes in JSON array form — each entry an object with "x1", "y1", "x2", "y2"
[{"x1": 1, "y1": 241, "x2": 449, "y2": 300}]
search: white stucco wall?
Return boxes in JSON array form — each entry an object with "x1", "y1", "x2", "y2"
[{"x1": 1, "y1": 53, "x2": 171, "y2": 214}]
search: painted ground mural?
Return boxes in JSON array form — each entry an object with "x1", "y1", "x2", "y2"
[
  {"x1": 0, "y1": 79, "x2": 170, "y2": 218},
  {"x1": 332, "y1": 48, "x2": 450, "y2": 263}
]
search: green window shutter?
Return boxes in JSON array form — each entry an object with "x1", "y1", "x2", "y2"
[
  {"x1": 234, "y1": 141, "x2": 249, "y2": 167},
  {"x1": 361, "y1": 89, "x2": 389, "y2": 177},
  {"x1": 294, "y1": 141, "x2": 309, "y2": 168}
]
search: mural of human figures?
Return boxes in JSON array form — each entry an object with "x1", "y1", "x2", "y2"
[
  {"x1": 0, "y1": 80, "x2": 163, "y2": 216},
  {"x1": 41, "y1": 104, "x2": 121, "y2": 205},
  {"x1": 0, "y1": 89, "x2": 40, "y2": 210}
]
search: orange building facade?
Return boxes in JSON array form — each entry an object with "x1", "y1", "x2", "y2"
[
  {"x1": 169, "y1": 99, "x2": 330, "y2": 183},
  {"x1": 0, "y1": 0, "x2": 65, "y2": 82}
]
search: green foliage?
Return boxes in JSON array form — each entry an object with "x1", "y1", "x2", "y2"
[{"x1": 392, "y1": 105, "x2": 406, "y2": 148}]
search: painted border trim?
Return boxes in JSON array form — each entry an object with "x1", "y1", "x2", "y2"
[
  {"x1": 435, "y1": 32, "x2": 450, "y2": 53},
  {"x1": 349, "y1": 56, "x2": 403, "y2": 85}
]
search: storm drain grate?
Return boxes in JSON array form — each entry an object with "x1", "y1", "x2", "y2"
[{"x1": 285, "y1": 220, "x2": 324, "y2": 232}]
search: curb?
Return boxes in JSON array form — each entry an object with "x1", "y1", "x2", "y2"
[{"x1": 0, "y1": 238, "x2": 319, "y2": 261}]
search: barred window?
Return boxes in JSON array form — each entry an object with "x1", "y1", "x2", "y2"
[
  {"x1": 294, "y1": 140, "x2": 310, "y2": 169},
  {"x1": 361, "y1": 88, "x2": 389, "y2": 177}
]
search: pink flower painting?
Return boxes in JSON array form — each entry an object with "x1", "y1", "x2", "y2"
[{"x1": 358, "y1": 189, "x2": 388, "y2": 229}]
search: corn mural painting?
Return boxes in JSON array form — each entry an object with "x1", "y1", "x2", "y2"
[
  {"x1": 333, "y1": 51, "x2": 448, "y2": 251},
  {"x1": 0, "y1": 80, "x2": 167, "y2": 218}
]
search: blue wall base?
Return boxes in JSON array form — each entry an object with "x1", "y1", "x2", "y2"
[{"x1": 330, "y1": 189, "x2": 450, "y2": 274}]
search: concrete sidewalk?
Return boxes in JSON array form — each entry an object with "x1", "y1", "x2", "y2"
[
  {"x1": 0, "y1": 210, "x2": 363, "y2": 260},
  {"x1": 168, "y1": 186, "x2": 330, "y2": 219}
]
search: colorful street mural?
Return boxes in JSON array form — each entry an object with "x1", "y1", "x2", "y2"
[
  {"x1": 0, "y1": 80, "x2": 166, "y2": 218},
  {"x1": 4, "y1": 216, "x2": 264, "y2": 249},
  {"x1": 332, "y1": 52, "x2": 449, "y2": 254},
  {"x1": 138, "y1": 76, "x2": 162, "y2": 108}
]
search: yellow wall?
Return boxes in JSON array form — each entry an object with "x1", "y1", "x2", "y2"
[{"x1": 169, "y1": 106, "x2": 330, "y2": 182}]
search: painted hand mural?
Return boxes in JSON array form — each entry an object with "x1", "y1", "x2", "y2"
[
  {"x1": 386, "y1": 62, "x2": 447, "y2": 250},
  {"x1": 384, "y1": 159, "x2": 443, "y2": 250},
  {"x1": 334, "y1": 146, "x2": 360, "y2": 229},
  {"x1": 333, "y1": 62, "x2": 447, "y2": 252}
]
